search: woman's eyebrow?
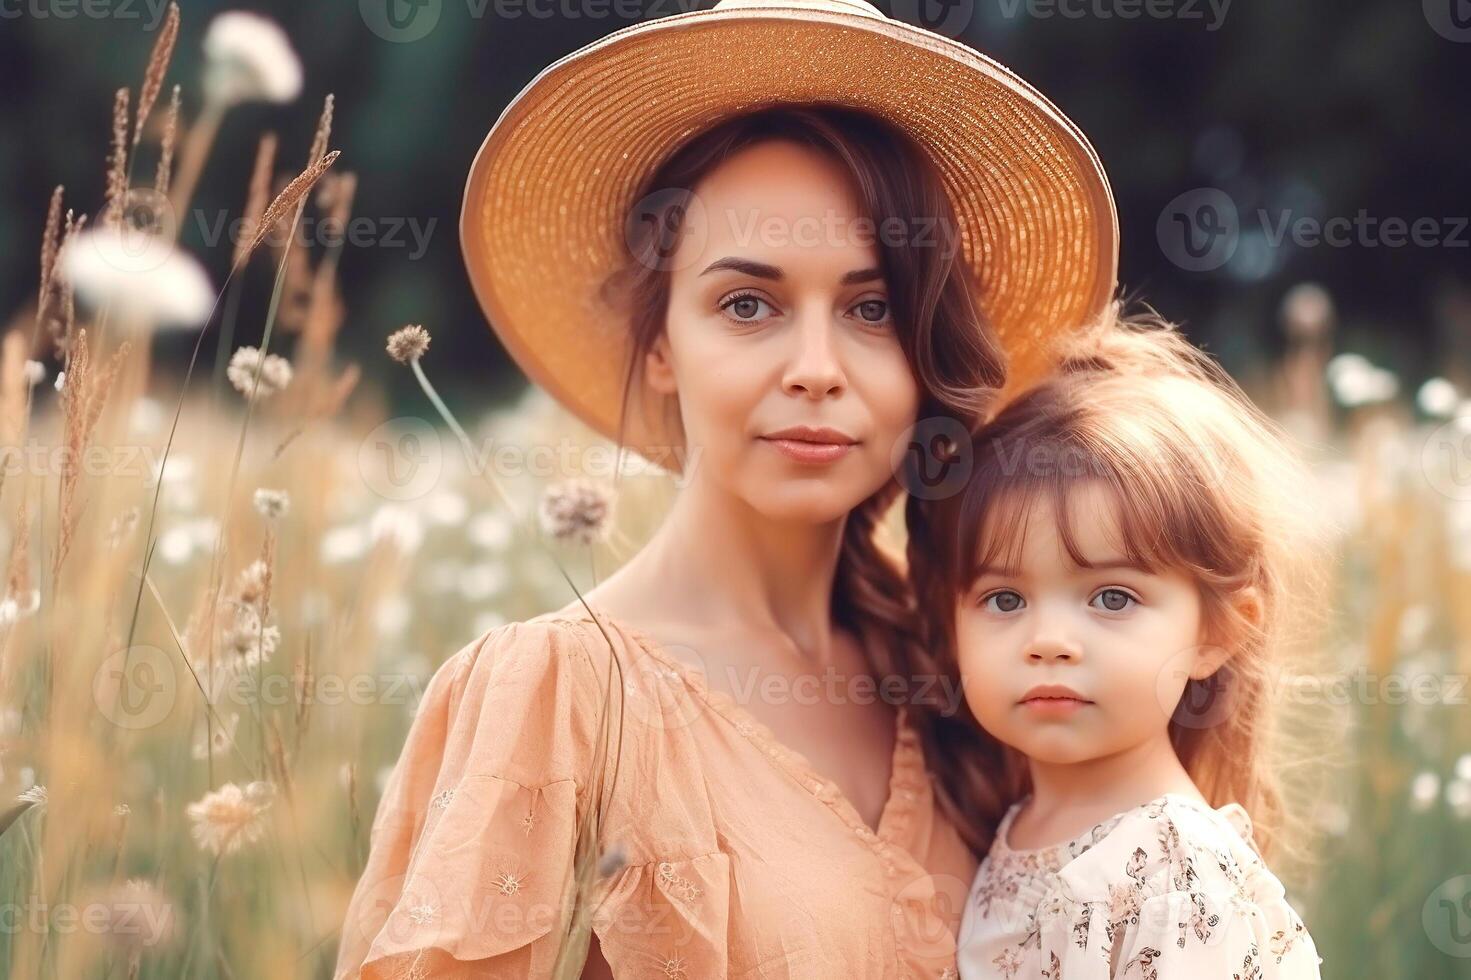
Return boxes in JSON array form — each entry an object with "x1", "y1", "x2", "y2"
[{"x1": 698, "y1": 256, "x2": 884, "y2": 285}]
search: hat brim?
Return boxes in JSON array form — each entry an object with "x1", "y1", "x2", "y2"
[{"x1": 461, "y1": 6, "x2": 1119, "y2": 474}]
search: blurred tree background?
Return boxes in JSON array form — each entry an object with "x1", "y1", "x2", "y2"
[{"x1": 2, "y1": 0, "x2": 1468, "y2": 412}]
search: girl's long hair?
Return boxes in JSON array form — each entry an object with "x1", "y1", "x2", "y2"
[
  {"x1": 907, "y1": 301, "x2": 1332, "y2": 859},
  {"x1": 598, "y1": 103, "x2": 1011, "y2": 854}
]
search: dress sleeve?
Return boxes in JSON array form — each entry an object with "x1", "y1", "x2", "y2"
[
  {"x1": 1112, "y1": 884, "x2": 1322, "y2": 979},
  {"x1": 332, "y1": 620, "x2": 614, "y2": 980}
]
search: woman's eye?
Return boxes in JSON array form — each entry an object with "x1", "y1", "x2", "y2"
[
  {"x1": 720, "y1": 292, "x2": 774, "y2": 323},
  {"x1": 851, "y1": 298, "x2": 891, "y2": 326},
  {"x1": 1090, "y1": 588, "x2": 1137, "y2": 613},
  {"x1": 982, "y1": 590, "x2": 1024, "y2": 613}
]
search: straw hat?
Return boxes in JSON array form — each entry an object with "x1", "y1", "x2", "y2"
[{"x1": 461, "y1": 0, "x2": 1118, "y2": 473}]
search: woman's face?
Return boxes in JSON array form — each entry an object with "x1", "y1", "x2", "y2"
[{"x1": 647, "y1": 139, "x2": 921, "y2": 522}]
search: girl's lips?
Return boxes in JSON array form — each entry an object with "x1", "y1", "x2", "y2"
[
  {"x1": 1018, "y1": 695, "x2": 1092, "y2": 718},
  {"x1": 761, "y1": 437, "x2": 856, "y2": 464}
]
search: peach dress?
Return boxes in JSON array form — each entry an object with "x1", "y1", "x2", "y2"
[{"x1": 333, "y1": 604, "x2": 980, "y2": 979}]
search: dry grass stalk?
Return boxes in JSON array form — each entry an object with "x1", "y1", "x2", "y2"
[
  {"x1": 238, "y1": 150, "x2": 340, "y2": 268},
  {"x1": 48, "y1": 210, "x2": 87, "y2": 361},
  {"x1": 132, "y1": 2, "x2": 180, "y2": 147},
  {"x1": 154, "y1": 84, "x2": 182, "y2": 196},
  {"x1": 35, "y1": 186, "x2": 64, "y2": 331},
  {"x1": 266, "y1": 715, "x2": 295, "y2": 808},
  {"x1": 308, "y1": 94, "x2": 334, "y2": 167},
  {"x1": 275, "y1": 228, "x2": 313, "y2": 330},
  {"x1": 234, "y1": 133, "x2": 279, "y2": 268},
  {"x1": 5, "y1": 497, "x2": 32, "y2": 611},
  {"x1": 103, "y1": 88, "x2": 131, "y2": 228},
  {"x1": 300, "y1": 172, "x2": 356, "y2": 356},
  {"x1": 0, "y1": 329, "x2": 31, "y2": 451},
  {"x1": 291, "y1": 642, "x2": 313, "y2": 748},
  {"x1": 271, "y1": 362, "x2": 360, "y2": 460},
  {"x1": 53, "y1": 329, "x2": 131, "y2": 577}
]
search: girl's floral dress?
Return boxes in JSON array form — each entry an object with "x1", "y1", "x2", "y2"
[{"x1": 957, "y1": 793, "x2": 1322, "y2": 979}]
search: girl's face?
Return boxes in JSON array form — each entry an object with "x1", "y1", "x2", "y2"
[
  {"x1": 646, "y1": 139, "x2": 920, "y2": 522},
  {"x1": 953, "y1": 480, "x2": 1221, "y2": 766}
]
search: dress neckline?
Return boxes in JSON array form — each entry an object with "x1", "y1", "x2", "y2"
[
  {"x1": 995, "y1": 791, "x2": 1253, "y2": 861},
  {"x1": 553, "y1": 605, "x2": 930, "y2": 851}
]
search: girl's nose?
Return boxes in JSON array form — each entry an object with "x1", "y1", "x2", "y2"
[
  {"x1": 1023, "y1": 624, "x2": 1084, "y2": 664},
  {"x1": 781, "y1": 309, "x2": 846, "y2": 399}
]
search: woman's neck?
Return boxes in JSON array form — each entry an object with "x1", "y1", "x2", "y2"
[{"x1": 624, "y1": 475, "x2": 850, "y2": 667}]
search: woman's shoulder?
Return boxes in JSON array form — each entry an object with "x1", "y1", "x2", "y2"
[{"x1": 435, "y1": 605, "x2": 634, "y2": 687}]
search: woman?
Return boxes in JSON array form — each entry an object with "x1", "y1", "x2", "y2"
[{"x1": 333, "y1": 1, "x2": 1118, "y2": 977}]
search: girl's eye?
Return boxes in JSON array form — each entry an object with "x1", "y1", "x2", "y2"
[
  {"x1": 720, "y1": 291, "x2": 776, "y2": 323},
  {"x1": 1090, "y1": 588, "x2": 1138, "y2": 613},
  {"x1": 851, "y1": 298, "x2": 892, "y2": 327},
  {"x1": 981, "y1": 590, "x2": 1025, "y2": 614}
]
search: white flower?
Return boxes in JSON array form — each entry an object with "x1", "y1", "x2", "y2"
[
  {"x1": 1418, "y1": 377, "x2": 1459, "y2": 417},
  {"x1": 468, "y1": 510, "x2": 514, "y2": 552},
  {"x1": 22, "y1": 360, "x2": 46, "y2": 386},
  {"x1": 1279, "y1": 282, "x2": 1334, "y2": 340},
  {"x1": 459, "y1": 562, "x2": 508, "y2": 602},
  {"x1": 53, "y1": 371, "x2": 65, "y2": 392},
  {"x1": 192, "y1": 713, "x2": 240, "y2": 760},
  {"x1": 59, "y1": 227, "x2": 215, "y2": 329},
  {"x1": 537, "y1": 478, "x2": 614, "y2": 545},
  {"x1": 369, "y1": 504, "x2": 424, "y2": 555},
  {"x1": 202, "y1": 12, "x2": 303, "y2": 108},
  {"x1": 1326, "y1": 353, "x2": 1398, "y2": 408},
  {"x1": 227, "y1": 346, "x2": 293, "y2": 401},
  {"x1": 131, "y1": 397, "x2": 164, "y2": 436},
  {"x1": 1410, "y1": 770, "x2": 1440, "y2": 812},
  {"x1": 320, "y1": 524, "x2": 370, "y2": 564},
  {"x1": 375, "y1": 595, "x2": 411, "y2": 636},
  {"x1": 0, "y1": 590, "x2": 41, "y2": 626},
  {"x1": 253, "y1": 488, "x2": 290, "y2": 520},
  {"x1": 185, "y1": 782, "x2": 271, "y2": 856},
  {"x1": 1447, "y1": 779, "x2": 1471, "y2": 821},
  {"x1": 424, "y1": 489, "x2": 467, "y2": 526},
  {"x1": 220, "y1": 606, "x2": 281, "y2": 672}
]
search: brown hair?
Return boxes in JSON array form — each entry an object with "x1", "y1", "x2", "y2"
[
  {"x1": 598, "y1": 103, "x2": 1009, "y2": 854},
  {"x1": 907, "y1": 302, "x2": 1330, "y2": 858}
]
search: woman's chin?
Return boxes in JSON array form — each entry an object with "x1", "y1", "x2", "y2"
[{"x1": 745, "y1": 481, "x2": 874, "y2": 525}]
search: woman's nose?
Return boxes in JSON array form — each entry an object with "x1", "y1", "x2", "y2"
[{"x1": 781, "y1": 310, "x2": 846, "y2": 398}]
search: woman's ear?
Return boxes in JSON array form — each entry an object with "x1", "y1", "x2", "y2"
[
  {"x1": 645, "y1": 334, "x2": 677, "y2": 395},
  {"x1": 1189, "y1": 585, "x2": 1263, "y2": 679}
]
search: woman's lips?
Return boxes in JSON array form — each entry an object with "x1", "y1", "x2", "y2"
[{"x1": 760, "y1": 437, "x2": 856, "y2": 464}]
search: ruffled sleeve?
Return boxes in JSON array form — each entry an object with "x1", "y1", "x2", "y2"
[
  {"x1": 1040, "y1": 800, "x2": 1323, "y2": 980},
  {"x1": 1111, "y1": 879, "x2": 1322, "y2": 979},
  {"x1": 332, "y1": 620, "x2": 613, "y2": 980}
]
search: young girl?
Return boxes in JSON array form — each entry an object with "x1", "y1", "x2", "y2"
[{"x1": 906, "y1": 307, "x2": 1326, "y2": 978}]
